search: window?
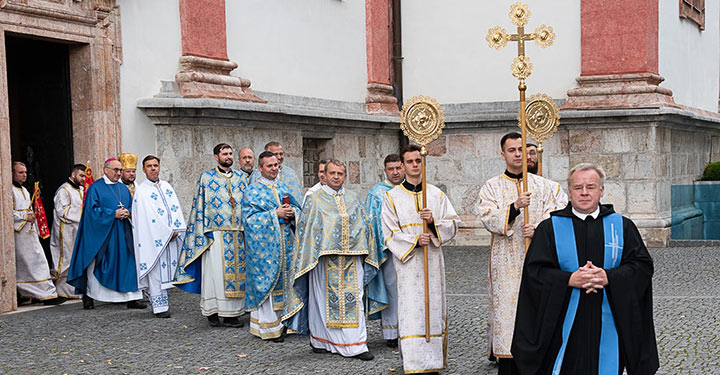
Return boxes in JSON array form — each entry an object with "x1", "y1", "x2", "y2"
[{"x1": 680, "y1": 0, "x2": 705, "y2": 30}]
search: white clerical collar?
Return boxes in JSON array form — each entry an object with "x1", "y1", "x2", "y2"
[
  {"x1": 321, "y1": 184, "x2": 344, "y2": 196},
  {"x1": 217, "y1": 167, "x2": 233, "y2": 176},
  {"x1": 259, "y1": 176, "x2": 277, "y2": 186},
  {"x1": 572, "y1": 206, "x2": 600, "y2": 220},
  {"x1": 143, "y1": 178, "x2": 161, "y2": 186},
  {"x1": 102, "y1": 175, "x2": 117, "y2": 185}
]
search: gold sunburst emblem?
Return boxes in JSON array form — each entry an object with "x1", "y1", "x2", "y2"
[
  {"x1": 509, "y1": 2, "x2": 531, "y2": 26},
  {"x1": 400, "y1": 96, "x2": 445, "y2": 147},
  {"x1": 517, "y1": 93, "x2": 560, "y2": 143},
  {"x1": 533, "y1": 24, "x2": 555, "y2": 48},
  {"x1": 486, "y1": 26, "x2": 509, "y2": 50},
  {"x1": 511, "y1": 56, "x2": 533, "y2": 80}
]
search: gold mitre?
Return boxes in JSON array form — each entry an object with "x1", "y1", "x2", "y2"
[{"x1": 118, "y1": 153, "x2": 138, "y2": 170}]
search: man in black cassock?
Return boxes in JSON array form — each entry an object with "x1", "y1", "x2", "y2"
[{"x1": 511, "y1": 162, "x2": 659, "y2": 375}]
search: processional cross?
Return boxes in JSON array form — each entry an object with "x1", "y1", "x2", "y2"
[
  {"x1": 486, "y1": 2, "x2": 560, "y2": 247},
  {"x1": 400, "y1": 96, "x2": 445, "y2": 342}
]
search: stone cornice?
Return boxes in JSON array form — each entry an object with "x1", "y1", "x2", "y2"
[
  {"x1": 139, "y1": 91, "x2": 720, "y2": 135},
  {"x1": 441, "y1": 101, "x2": 720, "y2": 132},
  {"x1": 138, "y1": 89, "x2": 399, "y2": 135},
  {"x1": 0, "y1": 0, "x2": 107, "y2": 26}
]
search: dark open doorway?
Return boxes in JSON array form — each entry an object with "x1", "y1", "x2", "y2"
[{"x1": 6, "y1": 34, "x2": 74, "y2": 266}]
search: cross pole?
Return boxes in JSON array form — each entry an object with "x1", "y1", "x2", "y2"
[{"x1": 487, "y1": 2, "x2": 555, "y2": 249}]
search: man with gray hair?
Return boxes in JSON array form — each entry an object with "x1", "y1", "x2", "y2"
[
  {"x1": 68, "y1": 158, "x2": 146, "y2": 310},
  {"x1": 512, "y1": 163, "x2": 659, "y2": 375}
]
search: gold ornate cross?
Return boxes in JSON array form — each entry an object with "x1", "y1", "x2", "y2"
[
  {"x1": 486, "y1": 2, "x2": 556, "y2": 249},
  {"x1": 486, "y1": 2, "x2": 555, "y2": 81}
]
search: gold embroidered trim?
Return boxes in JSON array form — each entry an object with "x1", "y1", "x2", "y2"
[
  {"x1": 399, "y1": 332, "x2": 445, "y2": 340},
  {"x1": 250, "y1": 316, "x2": 283, "y2": 329},
  {"x1": 17, "y1": 278, "x2": 53, "y2": 283},
  {"x1": 324, "y1": 255, "x2": 359, "y2": 328},
  {"x1": 250, "y1": 326, "x2": 283, "y2": 339},
  {"x1": 223, "y1": 291, "x2": 245, "y2": 298},
  {"x1": 404, "y1": 369, "x2": 444, "y2": 374},
  {"x1": 334, "y1": 195, "x2": 350, "y2": 252},
  {"x1": 400, "y1": 222, "x2": 424, "y2": 229},
  {"x1": 385, "y1": 191, "x2": 397, "y2": 215},
  {"x1": 400, "y1": 236, "x2": 421, "y2": 263}
]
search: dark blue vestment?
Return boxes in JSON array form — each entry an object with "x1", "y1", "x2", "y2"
[{"x1": 68, "y1": 178, "x2": 138, "y2": 294}]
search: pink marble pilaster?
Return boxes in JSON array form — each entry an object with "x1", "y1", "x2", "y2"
[
  {"x1": 365, "y1": 0, "x2": 399, "y2": 115},
  {"x1": 176, "y1": 0, "x2": 265, "y2": 103},
  {"x1": 563, "y1": 0, "x2": 676, "y2": 110}
]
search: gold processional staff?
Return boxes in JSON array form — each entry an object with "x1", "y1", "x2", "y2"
[
  {"x1": 399, "y1": 95, "x2": 445, "y2": 343},
  {"x1": 486, "y1": 1, "x2": 560, "y2": 248}
]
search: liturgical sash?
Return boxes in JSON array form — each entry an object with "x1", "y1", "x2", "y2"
[{"x1": 550, "y1": 213, "x2": 623, "y2": 375}]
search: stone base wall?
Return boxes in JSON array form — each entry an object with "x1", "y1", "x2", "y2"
[
  {"x1": 434, "y1": 104, "x2": 720, "y2": 248},
  {"x1": 142, "y1": 94, "x2": 720, "y2": 250},
  {"x1": 155, "y1": 125, "x2": 400, "y2": 213},
  {"x1": 141, "y1": 89, "x2": 400, "y2": 214}
]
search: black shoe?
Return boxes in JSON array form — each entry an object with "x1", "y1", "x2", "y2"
[
  {"x1": 155, "y1": 311, "x2": 171, "y2": 318},
  {"x1": 42, "y1": 297, "x2": 66, "y2": 305},
  {"x1": 386, "y1": 338, "x2": 398, "y2": 348},
  {"x1": 352, "y1": 351, "x2": 374, "y2": 361},
  {"x1": 17, "y1": 295, "x2": 31, "y2": 306},
  {"x1": 222, "y1": 316, "x2": 244, "y2": 328},
  {"x1": 127, "y1": 300, "x2": 147, "y2": 309},
  {"x1": 311, "y1": 344, "x2": 330, "y2": 354},
  {"x1": 207, "y1": 314, "x2": 221, "y2": 327},
  {"x1": 82, "y1": 295, "x2": 94, "y2": 310},
  {"x1": 271, "y1": 327, "x2": 287, "y2": 343}
]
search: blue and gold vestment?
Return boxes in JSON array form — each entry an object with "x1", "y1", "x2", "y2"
[
  {"x1": 242, "y1": 179, "x2": 301, "y2": 311},
  {"x1": 251, "y1": 165, "x2": 302, "y2": 205},
  {"x1": 282, "y1": 188, "x2": 383, "y2": 334},
  {"x1": 173, "y1": 168, "x2": 246, "y2": 298},
  {"x1": 364, "y1": 180, "x2": 395, "y2": 317}
]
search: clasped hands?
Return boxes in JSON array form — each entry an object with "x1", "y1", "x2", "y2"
[
  {"x1": 115, "y1": 208, "x2": 130, "y2": 220},
  {"x1": 25, "y1": 213, "x2": 36, "y2": 223},
  {"x1": 276, "y1": 204, "x2": 294, "y2": 219},
  {"x1": 568, "y1": 261, "x2": 608, "y2": 294}
]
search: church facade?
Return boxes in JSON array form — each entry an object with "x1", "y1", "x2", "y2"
[{"x1": 0, "y1": 0, "x2": 718, "y2": 312}]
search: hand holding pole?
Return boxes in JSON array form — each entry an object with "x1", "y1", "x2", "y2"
[{"x1": 400, "y1": 96, "x2": 445, "y2": 343}]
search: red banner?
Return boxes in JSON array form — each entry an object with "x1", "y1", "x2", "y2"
[
  {"x1": 83, "y1": 160, "x2": 94, "y2": 204},
  {"x1": 31, "y1": 182, "x2": 50, "y2": 239}
]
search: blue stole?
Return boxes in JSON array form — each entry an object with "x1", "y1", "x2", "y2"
[{"x1": 550, "y1": 213, "x2": 623, "y2": 375}]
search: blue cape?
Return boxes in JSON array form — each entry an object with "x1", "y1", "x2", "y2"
[{"x1": 67, "y1": 179, "x2": 138, "y2": 294}]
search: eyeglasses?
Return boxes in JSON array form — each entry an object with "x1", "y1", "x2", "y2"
[{"x1": 105, "y1": 167, "x2": 122, "y2": 173}]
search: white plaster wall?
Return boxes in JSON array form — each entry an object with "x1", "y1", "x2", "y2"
[
  {"x1": 402, "y1": 0, "x2": 581, "y2": 104},
  {"x1": 118, "y1": 0, "x2": 182, "y2": 182},
  {"x1": 659, "y1": 1, "x2": 720, "y2": 112},
  {"x1": 226, "y1": 0, "x2": 368, "y2": 103}
]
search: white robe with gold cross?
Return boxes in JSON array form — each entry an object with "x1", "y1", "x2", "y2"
[
  {"x1": 49, "y1": 182, "x2": 84, "y2": 298},
  {"x1": 381, "y1": 184, "x2": 459, "y2": 374},
  {"x1": 13, "y1": 185, "x2": 57, "y2": 300},
  {"x1": 478, "y1": 173, "x2": 568, "y2": 359}
]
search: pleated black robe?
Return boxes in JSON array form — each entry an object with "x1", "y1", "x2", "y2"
[{"x1": 511, "y1": 204, "x2": 659, "y2": 375}]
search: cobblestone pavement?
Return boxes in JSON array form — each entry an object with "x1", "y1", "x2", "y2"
[{"x1": 1, "y1": 246, "x2": 719, "y2": 374}]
